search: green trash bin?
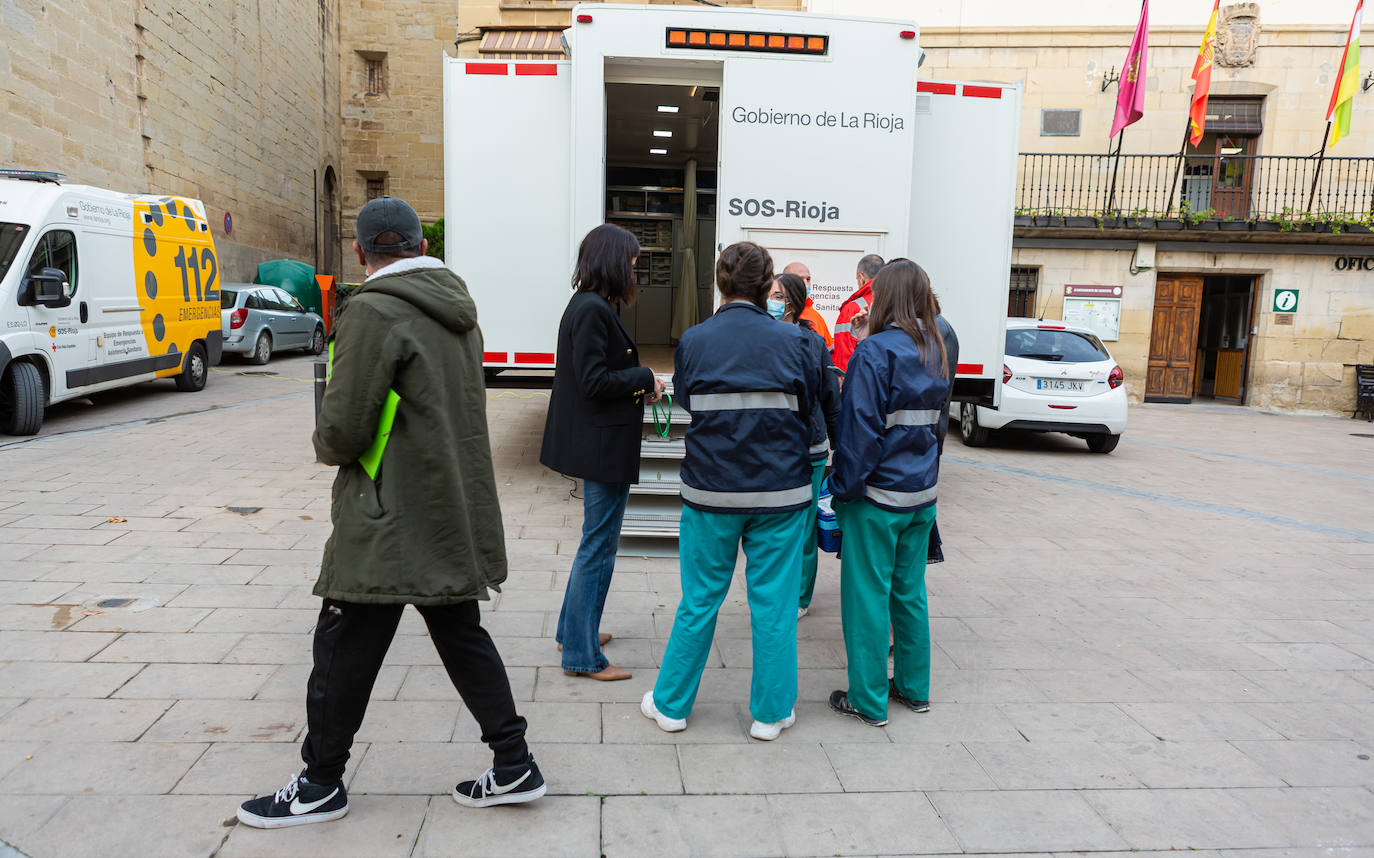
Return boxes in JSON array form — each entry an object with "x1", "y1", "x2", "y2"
[{"x1": 254, "y1": 259, "x2": 321, "y2": 317}]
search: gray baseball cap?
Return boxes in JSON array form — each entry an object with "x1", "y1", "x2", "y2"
[{"x1": 356, "y1": 196, "x2": 423, "y2": 253}]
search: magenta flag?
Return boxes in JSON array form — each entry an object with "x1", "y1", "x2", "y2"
[{"x1": 1111, "y1": 0, "x2": 1150, "y2": 138}]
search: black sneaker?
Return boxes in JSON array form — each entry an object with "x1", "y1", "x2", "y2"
[
  {"x1": 452, "y1": 755, "x2": 547, "y2": 808},
  {"x1": 237, "y1": 772, "x2": 349, "y2": 829},
  {"x1": 889, "y1": 679, "x2": 931, "y2": 713},
  {"x1": 828, "y1": 690, "x2": 888, "y2": 727}
]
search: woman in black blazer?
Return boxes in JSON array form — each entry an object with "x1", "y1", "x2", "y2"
[{"x1": 540, "y1": 224, "x2": 664, "y2": 681}]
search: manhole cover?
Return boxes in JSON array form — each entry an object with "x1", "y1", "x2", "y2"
[
  {"x1": 226, "y1": 506, "x2": 262, "y2": 515},
  {"x1": 85, "y1": 596, "x2": 159, "y2": 612}
]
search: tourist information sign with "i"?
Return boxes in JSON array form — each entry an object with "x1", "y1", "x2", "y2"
[{"x1": 1273, "y1": 289, "x2": 1299, "y2": 313}]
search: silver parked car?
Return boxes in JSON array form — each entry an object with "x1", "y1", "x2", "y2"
[{"x1": 220, "y1": 284, "x2": 326, "y2": 365}]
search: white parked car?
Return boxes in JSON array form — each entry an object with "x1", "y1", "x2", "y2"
[{"x1": 959, "y1": 318, "x2": 1127, "y2": 453}]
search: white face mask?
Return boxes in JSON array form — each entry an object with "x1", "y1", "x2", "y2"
[{"x1": 766, "y1": 298, "x2": 787, "y2": 320}]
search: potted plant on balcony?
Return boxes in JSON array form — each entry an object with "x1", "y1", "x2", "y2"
[
  {"x1": 1014, "y1": 207, "x2": 1033, "y2": 228},
  {"x1": 1219, "y1": 214, "x2": 1250, "y2": 232},
  {"x1": 1182, "y1": 202, "x2": 1218, "y2": 230},
  {"x1": 1251, "y1": 215, "x2": 1281, "y2": 232},
  {"x1": 1095, "y1": 211, "x2": 1124, "y2": 229},
  {"x1": 1064, "y1": 212, "x2": 1096, "y2": 228},
  {"x1": 1032, "y1": 210, "x2": 1066, "y2": 228},
  {"x1": 1124, "y1": 208, "x2": 1156, "y2": 230}
]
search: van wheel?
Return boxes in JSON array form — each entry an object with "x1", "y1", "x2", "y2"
[
  {"x1": 175, "y1": 342, "x2": 209, "y2": 392},
  {"x1": 309, "y1": 326, "x2": 325, "y2": 356},
  {"x1": 1, "y1": 362, "x2": 45, "y2": 436},
  {"x1": 250, "y1": 332, "x2": 272, "y2": 365},
  {"x1": 959, "y1": 402, "x2": 990, "y2": 447},
  {"x1": 1086, "y1": 433, "x2": 1121, "y2": 454}
]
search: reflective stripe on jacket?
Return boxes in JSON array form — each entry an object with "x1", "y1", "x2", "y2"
[
  {"x1": 830, "y1": 325, "x2": 949, "y2": 513},
  {"x1": 802, "y1": 327, "x2": 841, "y2": 461},
  {"x1": 830, "y1": 280, "x2": 872, "y2": 372},
  {"x1": 675, "y1": 301, "x2": 821, "y2": 514}
]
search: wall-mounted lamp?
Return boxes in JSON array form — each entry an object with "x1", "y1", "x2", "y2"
[
  {"x1": 1100, "y1": 65, "x2": 1119, "y2": 93},
  {"x1": 1364, "y1": 71, "x2": 1374, "y2": 93}
]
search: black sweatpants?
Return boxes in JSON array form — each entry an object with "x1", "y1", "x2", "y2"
[{"x1": 301, "y1": 598, "x2": 529, "y2": 784}]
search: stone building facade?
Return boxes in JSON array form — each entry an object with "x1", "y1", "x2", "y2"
[
  {"x1": 0, "y1": 0, "x2": 342, "y2": 280},
  {"x1": 815, "y1": 0, "x2": 1374, "y2": 416}
]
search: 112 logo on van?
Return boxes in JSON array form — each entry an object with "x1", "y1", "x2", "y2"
[{"x1": 727, "y1": 198, "x2": 840, "y2": 224}]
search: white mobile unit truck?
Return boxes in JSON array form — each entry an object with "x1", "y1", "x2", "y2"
[
  {"x1": 444, "y1": 4, "x2": 1020, "y2": 406},
  {"x1": 0, "y1": 171, "x2": 221, "y2": 435},
  {"x1": 445, "y1": 5, "x2": 1020, "y2": 552}
]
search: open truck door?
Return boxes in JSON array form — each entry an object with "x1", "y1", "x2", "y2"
[
  {"x1": 910, "y1": 80, "x2": 1021, "y2": 407},
  {"x1": 443, "y1": 57, "x2": 572, "y2": 372}
]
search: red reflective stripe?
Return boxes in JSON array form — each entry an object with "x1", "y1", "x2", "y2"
[
  {"x1": 483, "y1": 352, "x2": 508, "y2": 363},
  {"x1": 962, "y1": 85, "x2": 1003, "y2": 99},
  {"x1": 1048, "y1": 404, "x2": 1078, "y2": 409},
  {"x1": 515, "y1": 63, "x2": 557, "y2": 76},
  {"x1": 466, "y1": 62, "x2": 508, "y2": 75},
  {"x1": 917, "y1": 81, "x2": 956, "y2": 95},
  {"x1": 955, "y1": 363, "x2": 984, "y2": 375},
  {"x1": 514, "y1": 352, "x2": 555, "y2": 364}
]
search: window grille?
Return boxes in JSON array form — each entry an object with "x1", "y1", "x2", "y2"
[
  {"x1": 1008, "y1": 267, "x2": 1038, "y2": 318},
  {"x1": 365, "y1": 59, "x2": 385, "y2": 95},
  {"x1": 365, "y1": 177, "x2": 386, "y2": 201}
]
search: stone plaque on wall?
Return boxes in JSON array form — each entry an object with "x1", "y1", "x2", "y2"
[{"x1": 1217, "y1": 3, "x2": 1261, "y2": 68}]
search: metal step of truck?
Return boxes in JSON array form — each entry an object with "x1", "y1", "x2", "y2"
[{"x1": 618, "y1": 383, "x2": 686, "y2": 557}]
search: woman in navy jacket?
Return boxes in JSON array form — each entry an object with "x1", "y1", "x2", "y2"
[
  {"x1": 641, "y1": 242, "x2": 822, "y2": 742},
  {"x1": 540, "y1": 224, "x2": 664, "y2": 682},
  {"x1": 827, "y1": 259, "x2": 950, "y2": 727}
]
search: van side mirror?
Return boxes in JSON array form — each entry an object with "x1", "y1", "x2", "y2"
[{"x1": 24, "y1": 268, "x2": 71, "y2": 308}]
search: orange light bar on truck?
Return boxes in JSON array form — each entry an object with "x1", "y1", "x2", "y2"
[{"x1": 665, "y1": 28, "x2": 828, "y2": 56}]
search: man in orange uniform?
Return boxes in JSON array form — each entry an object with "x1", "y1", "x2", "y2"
[
  {"x1": 782, "y1": 262, "x2": 833, "y2": 349},
  {"x1": 830, "y1": 254, "x2": 884, "y2": 372}
]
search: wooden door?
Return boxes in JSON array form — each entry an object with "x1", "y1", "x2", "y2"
[
  {"x1": 1146, "y1": 275, "x2": 1204, "y2": 402},
  {"x1": 1210, "y1": 136, "x2": 1256, "y2": 219}
]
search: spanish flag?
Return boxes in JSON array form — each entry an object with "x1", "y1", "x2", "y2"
[
  {"x1": 1188, "y1": 0, "x2": 1220, "y2": 147},
  {"x1": 1327, "y1": 0, "x2": 1365, "y2": 147}
]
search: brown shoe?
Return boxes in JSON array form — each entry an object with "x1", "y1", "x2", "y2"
[
  {"x1": 557, "y1": 632, "x2": 613, "y2": 652},
  {"x1": 563, "y1": 664, "x2": 632, "y2": 681}
]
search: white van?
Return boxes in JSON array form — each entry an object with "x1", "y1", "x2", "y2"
[
  {"x1": 443, "y1": 3, "x2": 1021, "y2": 407},
  {"x1": 0, "y1": 171, "x2": 221, "y2": 435}
]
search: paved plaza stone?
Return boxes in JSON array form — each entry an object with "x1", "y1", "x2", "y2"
[{"x1": 0, "y1": 369, "x2": 1372, "y2": 857}]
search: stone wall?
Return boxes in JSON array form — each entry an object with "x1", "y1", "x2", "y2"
[
  {"x1": 1, "y1": 0, "x2": 341, "y2": 282},
  {"x1": 338, "y1": 0, "x2": 457, "y2": 282},
  {"x1": 1012, "y1": 244, "x2": 1373, "y2": 415}
]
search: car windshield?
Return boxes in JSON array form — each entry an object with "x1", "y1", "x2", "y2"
[
  {"x1": 1006, "y1": 327, "x2": 1109, "y2": 363},
  {"x1": 0, "y1": 223, "x2": 32, "y2": 282},
  {"x1": 220, "y1": 289, "x2": 238, "y2": 309}
]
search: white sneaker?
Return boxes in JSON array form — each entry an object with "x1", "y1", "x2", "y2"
[
  {"x1": 640, "y1": 691, "x2": 686, "y2": 733},
  {"x1": 797, "y1": 606, "x2": 808, "y2": 619},
  {"x1": 749, "y1": 712, "x2": 796, "y2": 741}
]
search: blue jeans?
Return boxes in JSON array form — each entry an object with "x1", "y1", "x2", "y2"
[{"x1": 556, "y1": 480, "x2": 631, "y2": 673}]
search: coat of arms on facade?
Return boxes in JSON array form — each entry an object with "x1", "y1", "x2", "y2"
[{"x1": 1216, "y1": 3, "x2": 1260, "y2": 68}]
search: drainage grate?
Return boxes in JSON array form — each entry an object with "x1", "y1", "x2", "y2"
[
  {"x1": 96, "y1": 597, "x2": 135, "y2": 609},
  {"x1": 226, "y1": 506, "x2": 262, "y2": 515}
]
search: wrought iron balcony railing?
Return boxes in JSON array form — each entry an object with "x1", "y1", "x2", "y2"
[{"x1": 1017, "y1": 152, "x2": 1374, "y2": 228}]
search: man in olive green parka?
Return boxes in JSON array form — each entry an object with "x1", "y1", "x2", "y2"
[{"x1": 238, "y1": 197, "x2": 546, "y2": 831}]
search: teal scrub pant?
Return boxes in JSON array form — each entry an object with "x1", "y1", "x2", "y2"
[
  {"x1": 654, "y1": 504, "x2": 808, "y2": 724},
  {"x1": 798, "y1": 459, "x2": 827, "y2": 609},
  {"x1": 835, "y1": 499, "x2": 937, "y2": 723}
]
